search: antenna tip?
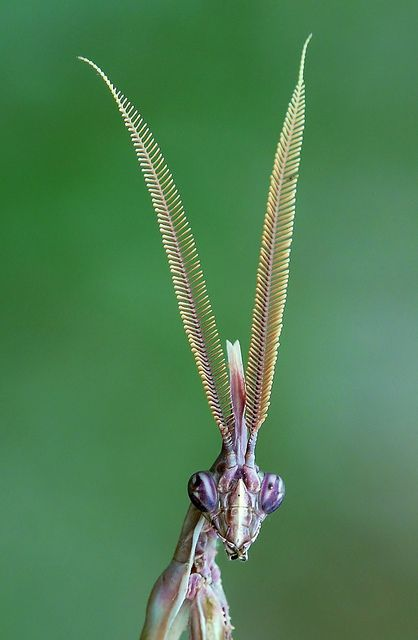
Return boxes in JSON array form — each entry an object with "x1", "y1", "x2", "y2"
[
  {"x1": 78, "y1": 55, "x2": 96, "y2": 68},
  {"x1": 298, "y1": 33, "x2": 313, "y2": 83}
]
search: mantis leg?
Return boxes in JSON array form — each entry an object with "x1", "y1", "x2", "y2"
[{"x1": 140, "y1": 507, "x2": 204, "y2": 640}]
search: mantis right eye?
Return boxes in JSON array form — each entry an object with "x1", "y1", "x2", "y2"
[{"x1": 188, "y1": 471, "x2": 218, "y2": 513}]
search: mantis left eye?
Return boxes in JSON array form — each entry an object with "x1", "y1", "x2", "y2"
[
  {"x1": 260, "y1": 473, "x2": 285, "y2": 514},
  {"x1": 188, "y1": 471, "x2": 218, "y2": 513}
]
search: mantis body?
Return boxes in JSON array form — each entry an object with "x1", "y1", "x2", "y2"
[{"x1": 80, "y1": 34, "x2": 310, "y2": 640}]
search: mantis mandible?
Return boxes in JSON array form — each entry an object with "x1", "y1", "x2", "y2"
[{"x1": 80, "y1": 34, "x2": 311, "y2": 640}]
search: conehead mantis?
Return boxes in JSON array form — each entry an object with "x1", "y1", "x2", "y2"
[{"x1": 80, "y1": 34, "x2": 311, "y2": 640}]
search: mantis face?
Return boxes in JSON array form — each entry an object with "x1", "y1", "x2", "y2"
[
  {"x1": 187, "y1": 339, "x2": 287, "y2": 559},
  {"x1": 188, "y1": 465, "x2": 285, "y2": 560}
]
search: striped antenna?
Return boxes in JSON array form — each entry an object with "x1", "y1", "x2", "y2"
[
  {"x1": 79, "y1": 57, "x2": 232, "y2": 446},
  {"x1": 245, "y1": 36, "x2": 311, "y2": 444}
]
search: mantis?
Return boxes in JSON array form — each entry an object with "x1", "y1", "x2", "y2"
[{"x1": 80, "y1": 34, "x2": 311, "y2": 640}]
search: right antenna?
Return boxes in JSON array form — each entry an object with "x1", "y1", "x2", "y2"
[{"x1": 245, "y1": 35, "x2": 312, "y2": 460}]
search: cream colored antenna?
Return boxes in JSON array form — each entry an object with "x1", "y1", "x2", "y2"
[
  {"x1": 79, "y1": 57, "x2": 232, "y2": 448},
  {"x1": 245, "y1": 35, "x2": 312, "y2": 460}
]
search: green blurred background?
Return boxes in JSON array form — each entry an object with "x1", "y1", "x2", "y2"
[{"x1": 1, "y1": 1, "x2": 417, "y2": 638}]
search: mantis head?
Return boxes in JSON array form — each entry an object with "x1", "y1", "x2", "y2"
[
  {"x1": 188, "y1": 465, "x2": 285, "y2": 560},
  {"x1": 187, "y1": 340, "x2": 285, "y2": 560}
]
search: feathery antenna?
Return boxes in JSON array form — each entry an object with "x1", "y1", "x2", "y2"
[
  {"x1": 245, "y1": 35, "x2": 311, "y2": 443},
  {"x1": 78, "y1": 57, "x2": 232, "y2": 445}
]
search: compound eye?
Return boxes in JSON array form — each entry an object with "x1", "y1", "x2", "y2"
[
  {"x1": 260, "y1": 473, "x2": 285, "y2": 514},
  {"x1": 188, "y1": 471, "x2": 218, "y2": 513}
]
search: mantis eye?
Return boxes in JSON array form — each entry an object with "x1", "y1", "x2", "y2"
[
  {"x1": 260, "y1": 473, "x2": 285, "y2": 514},
  {"x1": 188, "y1": 471, "x2": 218, "y2": 513}
]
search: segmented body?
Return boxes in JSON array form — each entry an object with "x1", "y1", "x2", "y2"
[{"x1": 188, "y1": 524, "x2": 233, "y2": 639}]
